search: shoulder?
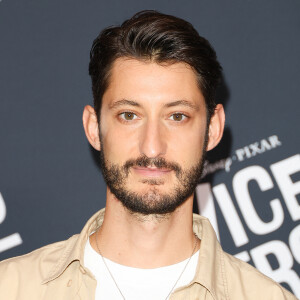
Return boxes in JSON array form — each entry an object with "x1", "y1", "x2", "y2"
[
  {"x1": 0, "y1": 235, "x2": 79, "y2": 298},
  {"x1": 222, "y1": 251, "x2": 297, "y2": 300},
  {"x1": 0, "y1": 235, "x2": 78, "y2": 274}
]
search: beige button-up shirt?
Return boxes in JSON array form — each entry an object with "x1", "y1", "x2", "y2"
[{"x1": 0, "y1": 209, "x2": 297, "y2": 300}]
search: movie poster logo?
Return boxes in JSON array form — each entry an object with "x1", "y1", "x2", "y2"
[
  {"x1": 0, "y1": 193, "x2": 23, "y2": 255},
  {"x1": 197, "y1": 135, "x2": 300, "y2": 297}
]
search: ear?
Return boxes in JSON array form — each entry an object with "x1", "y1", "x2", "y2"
[
  {"x1": 82, "y1": 105, "x2": 101, "y2": 151},
  {"x1": 206, "y1": 104, "x2": 225, "y2": 151}
]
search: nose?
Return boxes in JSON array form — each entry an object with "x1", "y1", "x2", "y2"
[{"x1": 139, "y1": 119, "x2": 167, "y2": 158}]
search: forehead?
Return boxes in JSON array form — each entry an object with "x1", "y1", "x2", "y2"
[{"x1": 102, "y1": 57, "x2": 205, "y2": 108}]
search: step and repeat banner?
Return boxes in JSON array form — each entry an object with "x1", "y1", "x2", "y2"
[{"x1": 0, "y1": 0, "x2": 299, "y2": 297}]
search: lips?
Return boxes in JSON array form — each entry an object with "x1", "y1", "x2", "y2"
[{"x1": 132, "y1": 166, "x2": 172, "y2": 177}]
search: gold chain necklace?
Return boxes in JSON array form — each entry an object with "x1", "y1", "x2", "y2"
[{"x1": 95, "y1": 229, "x2": 198, "y2": 300}]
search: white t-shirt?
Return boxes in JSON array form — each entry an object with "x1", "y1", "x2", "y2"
[{"x1": 84, "y1": 238, "x2": 199, "y2": 300}]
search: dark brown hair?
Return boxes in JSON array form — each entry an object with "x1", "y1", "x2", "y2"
[{"x1": 89, "y1": 10, "x2": 222, "y2": 122}]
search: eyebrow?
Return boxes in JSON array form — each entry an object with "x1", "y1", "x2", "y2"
[
  {"x1": 164, "y1": 100, "x2": 200, "y2": 111},
  {"x1": 109, "y1": 99, "x2": 140, "y2": 109},
  {"x1": 109, "y1": 99, "x2": 199, "y2": 111}
]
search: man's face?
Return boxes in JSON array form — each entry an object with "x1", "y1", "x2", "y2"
[{"x1": 99, "y1": 58, "x2": 209, "y2": 215}]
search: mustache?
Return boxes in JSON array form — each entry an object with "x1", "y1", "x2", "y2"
[{"x1": 123, "y1": 155, "x2": 181, "y2": 176}]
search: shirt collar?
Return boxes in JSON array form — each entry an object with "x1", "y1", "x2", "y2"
[
  {"x1": 43, "y1": 209, "x2": 228, "y2": 300},
  {"x1": 42, "y1": 209, "x2": 105, "y2": 284},
  {"x1": 191, "y1": 214, "x2": 228, "y2": 300}
]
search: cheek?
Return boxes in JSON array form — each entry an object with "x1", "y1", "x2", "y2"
[
  {"x1": 168, "y1": 122, "x2": 207, "y2": 166},
  {"x1": 100, "y1": 118, "x2": 140, "y2": 164}
]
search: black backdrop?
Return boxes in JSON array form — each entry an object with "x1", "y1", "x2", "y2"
[{"x1": 0, "y1": 0, "x2": 299, "y2": 297}]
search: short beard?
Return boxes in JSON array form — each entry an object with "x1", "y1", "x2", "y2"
[{"x1": 99, "y1": 132, "x2": 208, "y2": 216}]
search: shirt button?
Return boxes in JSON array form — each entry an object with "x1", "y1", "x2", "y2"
[{"x1": 67, "y1": 279, "x2": 72, "y2": 287}]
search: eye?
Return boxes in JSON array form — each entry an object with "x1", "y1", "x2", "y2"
[
  {"x1": 169, "y1": 113, "x2": 188, "y2": 122},
  {"x1": 119, "y1": 112, "x2": 138, "y2": 121}
]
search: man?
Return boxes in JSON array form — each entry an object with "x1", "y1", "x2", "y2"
[{"x1": 0, "y1": 10, "x2": 297, "y2": 300}]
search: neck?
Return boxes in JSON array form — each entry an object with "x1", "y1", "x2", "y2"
[{"x1": 90, "y1": 188, "x2": 199, "y2": 268}]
